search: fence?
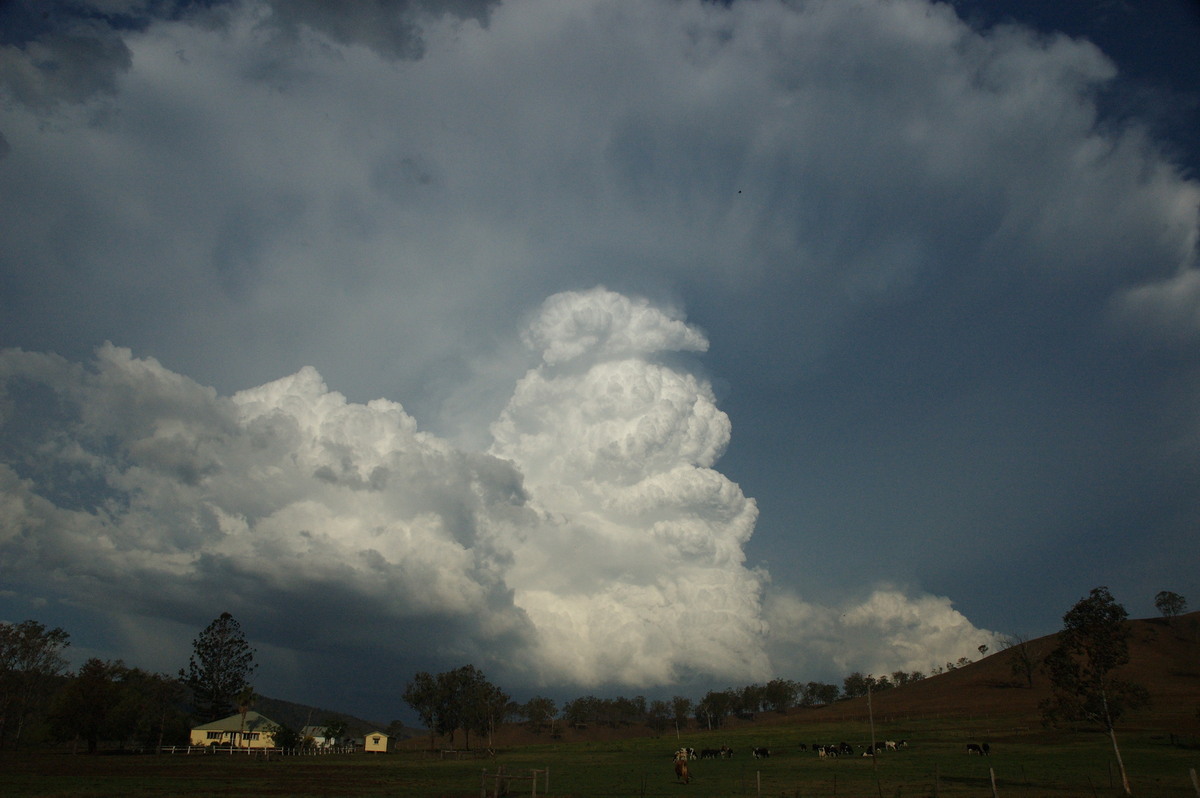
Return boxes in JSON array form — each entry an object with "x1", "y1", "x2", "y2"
[
  {"x1": 158, "y1": 744, "x2": 356, "y2": 756},
  {"x1": 480, "y1": 766, "x2": 549, "y2": 798}
]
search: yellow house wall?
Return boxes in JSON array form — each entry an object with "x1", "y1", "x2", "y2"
[
  {"x1": 364, "y1": 733, "x2": 389, "y2": 753},
  {"x1": 188, "y1": 728, "x2": 276, "y2": 748}
]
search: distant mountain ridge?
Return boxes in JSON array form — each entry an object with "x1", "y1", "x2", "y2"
[{"x1": 250, "y1": 694, "x2": 421, "y2": 741}]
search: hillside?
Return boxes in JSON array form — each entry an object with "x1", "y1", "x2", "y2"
[
  {"x1": 252, "y1": 695, "x2": 421, "y2": 741},
  {"x1": 412, "y1": 612, "x2": 1200, "y2": 750},
  {"x1": 796, "y1": 611, "x2": 1200, "y2": 733}
]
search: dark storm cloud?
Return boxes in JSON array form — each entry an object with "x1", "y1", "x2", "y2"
[{"x1": 1, "y1": 0, "x2": 1196, "y2": 718}]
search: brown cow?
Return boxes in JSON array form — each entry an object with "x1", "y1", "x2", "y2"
[{"x1": 673, "y1": 749, "x2": 690, "y2": 784}]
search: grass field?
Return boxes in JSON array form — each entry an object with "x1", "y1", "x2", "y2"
[
  {"x1": 4, "y1": 615, "x2": 1196, "y2": 797},
  {"x1": 3, "y1": 716, "x2": 1199, "y2": 798}
]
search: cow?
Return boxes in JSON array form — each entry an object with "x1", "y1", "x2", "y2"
[
  {"x1": 673, "y1": 749, "x2": 690, "y2": 784},
  {"x1": 798, "y1": 743, "x2": 808, "y2": 751},
  {"x1": 982, "y1": 742, "x2": 991, "y2": 755},
  {"x1": 720, "y1": 745, "x2": 734, "y2": 759},
  {"x1": 752, "y1": 747, "x2": 770, "y2": 759},
  {"x1": 699, "y1": 748, "x2": 720, "y2": 760},
  {"x1": 966, "y1": 743, "x2": 983, "y2": 755},
  {"x1": 838, "y1": 742, "x2": 853, "y2": 756},
  {"x1": 684, "y1": 747, "x2": 696, "y2": 760},
  {"x1": 885, "y1": 740, "x2": 898, "y2": 751}
]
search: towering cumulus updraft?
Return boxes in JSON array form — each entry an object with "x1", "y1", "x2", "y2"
[{"x1": 491, "y1": 288, "x2": 770, "y2": 686}]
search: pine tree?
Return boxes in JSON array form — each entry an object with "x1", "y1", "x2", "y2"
[{"x1": 180, "y1": 612, "x2": 257, "y2": 723}]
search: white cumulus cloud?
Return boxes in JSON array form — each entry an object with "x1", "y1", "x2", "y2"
[{"x1": 0, "y1": 289, "x2": 999, "y2": 697}]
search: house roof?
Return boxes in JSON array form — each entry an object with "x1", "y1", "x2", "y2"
[{"x1": 191, "y1": 711, "x2": 279, "y2": 733}]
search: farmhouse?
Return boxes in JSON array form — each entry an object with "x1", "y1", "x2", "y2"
[
  {"x1": 189, "y1": 711, "x2": 279, "y2": 748},
  {"x1": 301, "y1": 725, "x2": 337, "y2": 747},
  {"x1": 363, "y1": 730, "x2": 390, "y2": 753}
]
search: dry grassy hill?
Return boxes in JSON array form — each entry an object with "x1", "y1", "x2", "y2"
[
  {"x1": 805, "y1": 612, "x2": 1200, "y2": 734},
  {"x1": 416, "y1": 611, "x2": 1200, "y2": 750}
]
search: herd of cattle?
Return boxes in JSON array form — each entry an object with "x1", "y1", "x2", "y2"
[{"x1": 675, "y1": 738, "x2": 994, "y2": 778}]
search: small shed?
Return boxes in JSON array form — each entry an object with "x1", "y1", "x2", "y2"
[{"x1": 364, "y1": 730, "x2": 389, "y2": 753}]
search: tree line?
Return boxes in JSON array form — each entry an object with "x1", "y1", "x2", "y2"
[
  {"x1": 400, "y1": 668, "x2": 935, "y2": 747},
  {"x1": 2, "y1": 588, "x2": 1184, "y2": 755},
  {"x1": 0, "y1": 612, "x2": 258, "y2": 752}
]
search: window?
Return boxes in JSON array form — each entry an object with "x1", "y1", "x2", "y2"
[{"x1": 206, "y1": 731, "x2": 223, "y2": 740}]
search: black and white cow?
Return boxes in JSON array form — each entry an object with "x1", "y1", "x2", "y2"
[
  {"x1": 966, "y1": 743, "x2": 983, "y2": 755},
  {"x1": 752, "y1": 747, "x2": 770, "y2": 759}
]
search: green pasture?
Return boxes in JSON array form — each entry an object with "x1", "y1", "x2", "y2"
[{"x1": 2, "y1": 717, "x2": 1198, "y2": 797}]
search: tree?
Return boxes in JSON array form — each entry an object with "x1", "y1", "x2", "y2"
[
  {"x1": 321, "y1": 718, "x2": 347, "y2": 747},
  {"x1": 402, "y1": 671, "x2": 439, "y2": 750},
  {"x1": 1003, "y1": 634, "x2": 1037, "y2": 688},
  {"x1": 49, "y1": 658, "x2": 126, "y2": 753},
  {"x1": 522, "y1": 696, "x2": 556, "y2": 734},
  {"x1": 1040, "y1": 587, "x2": 1150, "y2": 796},
  {"x1": 403, "y1": 665, "x2": 505, "y2": 749},
  {"x1": 670, "y1": 695, "x2": 692, "y2": 731},
  {"x1": 180, "y1": 612, "x2": 257, "y2": 723},
  {"x1": 269, "y1": 722, "x2": 300, "y2": 750},
  {"x1": 646, "y1": 699, "x2": 671, "y2": 732},
  {"x1": 694, "y1": 690, "x2": 732, "y2": 729},
  {"x1": 842, "y1": 671, "x2": 869, "y2": 698},
  {"x1": 234, "y1": 685, "x2": 256, "y2": 747},
  {"x1": 434, "y1": 667, "x2": 472, "y2": 747},
  {"x1": 1154, "y1": 590, "x2": 1187, "y2": 620},
  {"x1": 0, "y1": 619, "x2": 71, "y2": 749},
  {"x1": 115, "y1": 668, "x2": 188, "y2": 751},
  {"x1": 456, "y1": 668, "x2": 508, "y2": 748},
  {"x1": 763, "y1": 678, "x2": 798, "y2": 712}
]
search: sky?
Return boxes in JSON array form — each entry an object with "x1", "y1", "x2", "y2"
[{"x1": 1, "y1": 0, "x2": 1198, "y2": 724}]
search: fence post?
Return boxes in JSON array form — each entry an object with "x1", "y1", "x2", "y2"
[
  {"x1": 1190, "y1": 768, "x2": 1199, "y2": 798},
  {"x1": 990, "y1": 767, "x2": 999, "y2": 798}
]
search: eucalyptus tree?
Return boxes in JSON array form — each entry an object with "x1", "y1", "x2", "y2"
[
  {"x1": 670, "y1": 695, "x2": 692, "y2": 730},
  {"x1": 405, "y1": 665, "x2": 506, "y2": 749},
  {"x1": 402, "y1": 671, "x2": 439, "y2": 750},
  {"x1": 521, "y1": 695, "x2": 556, "y2": 733},
  {"x1": 1003, "y1": 633, "x2": 1037, "y2": 688},
  {"x1": 763, "y1": 678, "x2": 798, "y2": 712},
  {"x1": 0, "y1": 619, "x2": 70, "y2": 749},
  {"x1": 1154, "y1": 590, "x2": 1187, "y2": 620},
  {"x1": 1040, "y1": 586, "x2": 1149, "y2": 796}
]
